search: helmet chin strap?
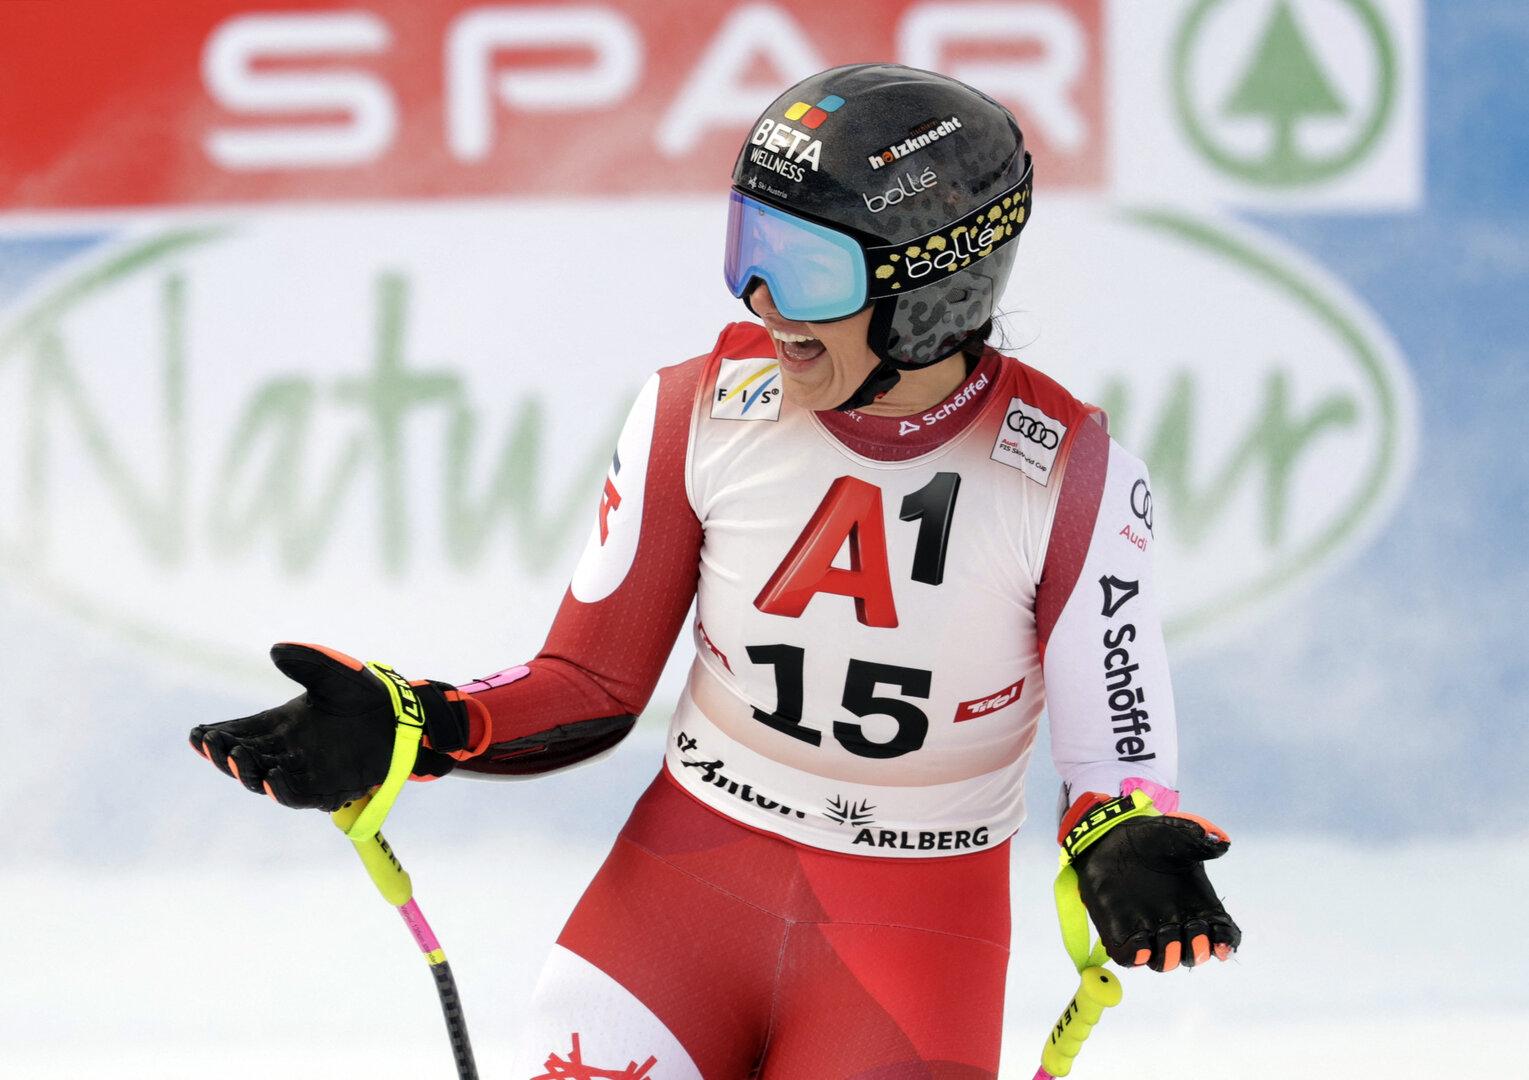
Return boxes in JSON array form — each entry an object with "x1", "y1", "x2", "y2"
[
  {"x1": 831, "y1": 296, "x2": 909, "y2": 411},
  {"x1": 833, "y1": 360, "x2": 903, "y2": 412},
  {"x1": 833, "y1": 332, "x2": 981, "y2": 412}
]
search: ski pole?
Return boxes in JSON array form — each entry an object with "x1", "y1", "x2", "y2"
[
  {"x1": 329, "y1": 661, "x2": 479, "y2": 1080},
  {"x1": 1031, "y1": 861, "x2": 1124, "y2": 1079},
  {"x1": 1032, "y1": 790, "x2": 1162, "y2": 1077},
  {"x1": 1031, "y1": 965, "x2": 1122, "y2": 1079}
]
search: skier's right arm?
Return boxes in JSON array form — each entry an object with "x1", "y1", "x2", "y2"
[
  {"x1": 189, "y1": 358, "x2": 706, "y2": 802},
  {"x1": 450, "y1": 359, "x2": 705, "y2": 777}
]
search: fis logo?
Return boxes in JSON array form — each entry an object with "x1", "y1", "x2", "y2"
[{"x1": 712, "y1": 359, "x2": 782, "y2": 421}]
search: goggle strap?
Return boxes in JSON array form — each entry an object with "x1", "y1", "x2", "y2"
[{"x1": 864, "y1": 166, "x2": 1033, "y2": 301}]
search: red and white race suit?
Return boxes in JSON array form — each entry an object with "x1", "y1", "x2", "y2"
[{"x1": 457, "y1": 323, "x2": 1177, "y2": 1079}]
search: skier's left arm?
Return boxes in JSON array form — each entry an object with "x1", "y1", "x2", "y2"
[
  {"x1": 1035, "y1": 415, "x2": 1241, "y2": 972},
  {"x1": 1037, "y1": 414, "x2": 1176, "y2": 805}
]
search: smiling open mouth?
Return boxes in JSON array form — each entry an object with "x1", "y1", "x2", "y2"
[{"x1": 771, "y1": 328, "x2": 827, "y2": 364}]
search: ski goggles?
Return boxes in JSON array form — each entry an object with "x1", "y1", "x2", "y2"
[{"x1": 724, "y1": 155, "x2": 1033, "y2": 323}]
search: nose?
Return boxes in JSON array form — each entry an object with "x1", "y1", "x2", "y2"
[
  {"x1": 748, "y1": 283, "x2": 814, "y2": 335},
  {"x1": 747, "y1": 280, "x2": 775, "y2": 316}
]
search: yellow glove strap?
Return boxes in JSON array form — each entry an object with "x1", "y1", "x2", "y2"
[{"x1": 339, "y1": 661, "x2": 425, "y2": 843}]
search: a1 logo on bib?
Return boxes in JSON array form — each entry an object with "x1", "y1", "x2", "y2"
[
  {"x1": 712, "y1": 358, "x2": 783, "y2": 421},
  {"x1": 991, "y1": 397, "x2": 1066, "y2": 484}
]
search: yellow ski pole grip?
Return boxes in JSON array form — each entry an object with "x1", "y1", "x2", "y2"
[
  {"x1": 1039, "y1": 967, "x2": 1123, "y2": 1078},
  {"x1": 331, "y1": 793, "x2": 414, "y2": 907},
  {"x1": 343, "y1": 661, "x2": 426, "y2": 843}
]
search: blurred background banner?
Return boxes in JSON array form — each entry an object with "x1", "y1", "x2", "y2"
[
  {"x1": 0, "y1": 0, "x2": 1421, "y2": 207},
  {"x1": 2, "y1": 2, "x2": 1524, "y2": 1077}
]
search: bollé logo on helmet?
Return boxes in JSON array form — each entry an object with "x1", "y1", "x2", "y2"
[
  {"x1": 748, "y1": 94, "x2": 843, "y2": 183},
  {"x1": 863, "y1": 168, "x2": 938, "y2": 213}
]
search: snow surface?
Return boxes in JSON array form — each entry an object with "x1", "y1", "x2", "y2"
[{"x1": 4, "y1": 727, "x2": 1525, "y2": 1079}]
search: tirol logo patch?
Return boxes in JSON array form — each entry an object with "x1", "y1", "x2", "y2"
[
  {"x1": 712, "y1": 358, "x2": 782, "y2": 421},
  {"x1": 991, "y1": 398, "x2": 1066, "y2": 484},
  {"x1": 954, "y1": 677, "x2": 1026, "y2": 722}
]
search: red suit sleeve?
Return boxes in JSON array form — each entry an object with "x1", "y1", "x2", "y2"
[{"x1": 450, "y1": 354, "x2": 707, "y2": 777}]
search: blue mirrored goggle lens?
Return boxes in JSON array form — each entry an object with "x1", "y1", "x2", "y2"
[{"x1": 724, "y1": 192, "x2": 868, "y2": 323}]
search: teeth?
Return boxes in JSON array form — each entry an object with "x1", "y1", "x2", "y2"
[{"x1": 773, "y1": 330, "x2": 817, "y2": 344}]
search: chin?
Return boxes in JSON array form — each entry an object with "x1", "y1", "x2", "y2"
[{"x1": 779, "y1": 382, "x2": 833, "y2": 411}]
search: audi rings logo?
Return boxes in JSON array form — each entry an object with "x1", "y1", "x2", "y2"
[
  {"x1": 1131, "y1": 478, "x2": 1154, "y2": 535},
  {"x1": 990, "y1": 396, "x2": 1067, "y2": 485},
  {"x1": 1005, "y1": 408, "x2": 1060, "y2": 448}
]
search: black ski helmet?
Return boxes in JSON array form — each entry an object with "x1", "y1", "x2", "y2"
[{"x1": 727, "y1": 63, "x2": 1032, "y2": 410}]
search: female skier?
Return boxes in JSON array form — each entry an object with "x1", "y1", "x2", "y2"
[{"x1": 191, "y1": 64, "x2": 1240, "y2": 1079}]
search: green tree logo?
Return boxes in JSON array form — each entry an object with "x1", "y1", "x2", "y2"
[{"x1": 1173, "y1": 0, "x2": 1396, "y2": 186}]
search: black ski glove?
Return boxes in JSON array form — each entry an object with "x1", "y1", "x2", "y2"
[
  {"x1": 1063, "y1": 791, "x2": 1242, "y2": 973},
  {"x1": 189, "y1": 642, "x2": 480, "y2": 812}
]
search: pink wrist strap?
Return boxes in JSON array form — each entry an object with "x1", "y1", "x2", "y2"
[
  {"x1": 1120, "y1": 776, "x2": 1179, "y2": 813},
  {"x1": 456, "y1": 665, "x2": 531, "y2": 695}
]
